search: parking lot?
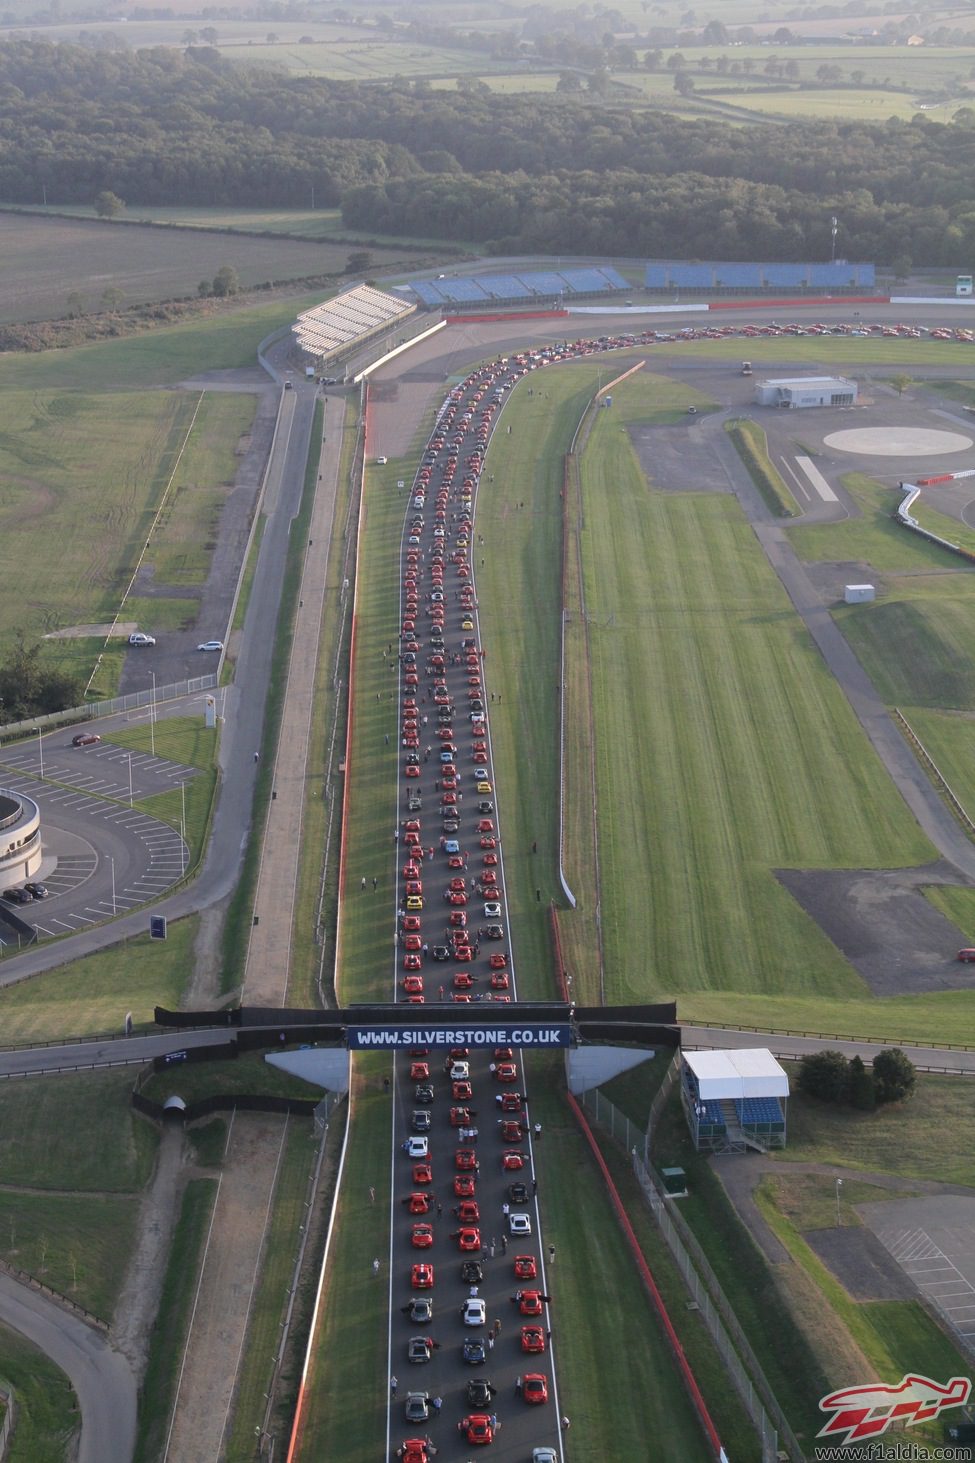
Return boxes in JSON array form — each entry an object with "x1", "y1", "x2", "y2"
[{"x1": 0, "y1": 727, "x2": 193, "y2": 948}]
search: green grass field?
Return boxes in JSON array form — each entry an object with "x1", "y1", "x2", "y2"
[
  {"x1": 0, "y1": 1322, "x2": 80, "y2": 1462},
  {"x1": 0, "y1": 387, "x2": 256, "y2": 693}
]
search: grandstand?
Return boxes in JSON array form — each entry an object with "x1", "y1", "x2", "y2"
[
  {"x1": 292, "y1": 284, "x2": 416, "y2": 365},
  {"x1": 681, "y1": 1049, "x2": 788, "y2": 1154},
  {"x1": 645, "y1": 260, "x2": 876, "y2": 295},
  {"x1": 408, "y1": 265, "x2": 629, "y2": 310}
]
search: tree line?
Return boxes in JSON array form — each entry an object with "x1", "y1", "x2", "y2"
[{"x1": 1, "y1": 40, "x2": 975, "y2": 264}]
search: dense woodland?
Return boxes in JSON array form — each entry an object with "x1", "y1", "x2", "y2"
[{"x1": 2, "y1": 39, "x2": 975, "y2": 263}]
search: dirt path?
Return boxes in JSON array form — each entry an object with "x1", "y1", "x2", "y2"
[
  {"x1": 113, "y1": 1124, "x2": 187, "y2": 1379},
  {"x1": 163, "y1": 1113, "x2": 289, "y2": 1463}
]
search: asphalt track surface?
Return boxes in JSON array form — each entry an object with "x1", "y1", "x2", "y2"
[{"x1": 384, "y1": 362, "x2": 564, "y2": 1463}]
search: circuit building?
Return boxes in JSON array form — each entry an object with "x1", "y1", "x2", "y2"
[{"x1": 756, "y1": 375, "x2": 858, "y2": 409}]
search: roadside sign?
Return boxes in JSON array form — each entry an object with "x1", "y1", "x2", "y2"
[{"x1": 149, "y1": 915, "x2": 167, "y2": 941}]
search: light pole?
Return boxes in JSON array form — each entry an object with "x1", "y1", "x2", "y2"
[
  {"x1": 36, "y1": 726, "x2": 44, "y2": 780},
  {"x1": 830, "y1": 214, "x2": 838, "y2": 265},
  {"x1": 180, "y1": 781, "x2": 187, "y2": 875},
  {"x1": 127, "y1": 752, "x2": 133, "y2": 809},
  {"x1": 835, "y1": 1176, "x2": 843, "y2": 1226},
  {"x1": 109, "y1": 855, "x2": 116, "y2": 916},
  {"x1": 149, "y1": 670, "x2": 156, "y2": 757}
]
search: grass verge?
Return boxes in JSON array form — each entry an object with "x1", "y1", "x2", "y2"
[
  {"x1": 0, "y1": 1322, "x2": 79, "y2": 1462},
  {"x1": 133, "y1": 1177, "x2": 218, "y2": 1463},
  {"x1": 726, "y1": 418, "x2": 798, "y2": 516}
]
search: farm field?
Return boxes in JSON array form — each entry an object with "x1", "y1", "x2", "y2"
[
  {"x1": 0, "y1": 211, "x2": 417, "y2": 325},
  {"x1": 21, "y1": 203, "x2": 464, "y2": 252}
]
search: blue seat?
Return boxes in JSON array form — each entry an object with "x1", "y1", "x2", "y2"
[
  {"x1": 411, "y1": 280, "x2": 445, "y2": 306},
  {"x1": 669, "y1": 264, "x2": 714, "y2": 289},
  {"x1": 645, "y1": 265, "x2": 670, "y2": 288},
  {"x1": 558, "y1": 268, "x2": 616, "y2": 293},
  {"x1": 763, "y1": 263, "x2": 806, "y2": 288},
  {"x1": 477, "y1": 274, "x2": 531, "y2": 300},
  {"x1": 715, "y1": 263, "x2": 761, "y2": 288},
  {"x1": 520, "y1": 271, "x2": 568, "y2": 296},
  {"x1": 598, "y1": 267, "x2": 629, "y2": 290},
  {"x1": 438, "y1": 279, "x2": 490, "y2": 303}
]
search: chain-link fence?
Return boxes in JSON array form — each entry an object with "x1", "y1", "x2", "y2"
[
  {"x1": 0, "y1": 674, "x2": 217, "y2": 741},
  {"x1": 580, "y1": 1082, "x2": 804, "y2": 1463}
]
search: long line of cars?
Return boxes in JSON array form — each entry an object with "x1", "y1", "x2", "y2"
[{"x1": 390, "y1": 359, "x2": 560, "y2": 1463}]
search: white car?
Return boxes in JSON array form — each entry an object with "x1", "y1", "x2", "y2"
[
  {"x1": 376, "y1": 455, "x2": 388, "y2": 465},
  {"x1": 484, "y1": 902, "x2": 502, "y2": 919},
  {"x1": 533, "y1": 1450, "x2": 558, "y2": 1463},
  {"x1": 196, "y1": 640, "x2": 224, "y2": 652},
  {"x1": 462, "y1": 1298, "x2": 486, "y2": 1326},
  {"x1": 128, "y1": 632, "x2": 156, "y2": 647},
  {"x1": 449, "y1": 1061, "x2": 470, "y2": 1081},
  {"x1": 508, "y1": 1212, "x2": 532, "y2": 1237},
  {"x1": 405, "y1": 1136, "x2": 429, "y2": 1159}
]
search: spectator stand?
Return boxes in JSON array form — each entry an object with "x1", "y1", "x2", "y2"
[
  {"x1": 406, "y1": 266, "x2": 630, "y2": 313},
  {"x1": 292, "y1": 284, "x2": 416, "y2": 374},
  {"x1": 681, "y1": 1048, "x2": 788, "y2": 1154}
]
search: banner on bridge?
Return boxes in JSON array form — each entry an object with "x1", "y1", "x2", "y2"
[{"x1": 348, "y1": 1024, "x2": 573, "y2": 1050}]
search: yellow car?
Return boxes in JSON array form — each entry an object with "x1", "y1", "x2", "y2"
[
  {"x1": 476, "y1": 780, "x2": 492, "y2": 794},
  {"x1": 406, "y1": 895, "x2": 424, "y2": 911},
  {"x1": 461, "y1": 617, "x2": 475, "y2": 630}
]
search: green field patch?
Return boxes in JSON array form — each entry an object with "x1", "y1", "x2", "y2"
[
  {"x1": 610, "y1": 367, "x2": 717, "y2": 424},
  {"x1": 578, "y1": 409, "x2": 932, "y2": 1001},
  {"x1": 0, "y1": 919, "x2": 194, "y2": 1041},
  {"x1": 0, "y1": 1189, "x2": 138, "y2": 1320},
  {"x1": 836, "y1": 599, "x2": 975, "y2": 709},
  {"x1": 765, "y1": 1171, "x2": 914, "y2": 1231},
  {"x1": 912, "y1": 497, "x2": 975, "y2": 559},
  {"x1": 120, "y1": 596, "x2": 199, "y2": 634},
  {"x1": 920, "y1": 380, "x2": 975, "y2": 408},
  {"x1": 139, "y1": 1053, "x2": 320, "y2": 1106},
  {"x1": 0, "y1": 1069, "x2": 155, "y2": 1191},
  {"x1": 789, "y1": 472, "x2": 963, "y2": 571},
  {"x1": 149, "y1": 392, "x2": 258, "y2": 587},
  {"x1": 727, "y1": 417, "x2": 798, "y2": 516},
  {"x1": 781, "y1": 1071, "x2": 975, "y2": 1186},
  {"x1": 682, "y1": 987, "x2": 975, "y2": 1047},
  {"x1": 0, "y1": 1322, "x2": 79, "y2": 1462}
]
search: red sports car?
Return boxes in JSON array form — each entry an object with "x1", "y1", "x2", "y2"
[
  {"x1": 521, "y1": 1325, "x2": 546, "y2": 1353},
  {"x1": 513, "y1": 1254, "x2": 537, "y2": 1279},
  {"x1": 523, "y1": 1373, "x2": 548, "y2": 1405},
  {"x1": 502, "y1": 1151, "x2": 525, "y2": 1171},
  {"x1": 500, "y1": 1092, "x2": 522, "y2": 1112},
  {"x1": 456, "y1": 1199, "x2": 480, "y2": 1223},
  {"x1": 490, "y1": 972, "x2": 510, "y2": 990},
  {"x1": 397, "y1": 1439, "x2": 431, "y2": 1463},
  {"x1": 406, "y1": 1192, "x2": 431, "y2": 1215},
  {"x1": 413, "y1": 1163, "x2": 433, "y2": 1185},
  {"x1": 495, "y1": 1062, "x2": 518, "y2": 1083},
  {"x1": 519, "y1": 1290, "x2": 543, "y2": 1316},
  {"x1": 412, "y1": 1224, "x2": 434, "y2": 1249},
  {"x1": 402, "y1": 975, "x2": 424, "y2": 994},
  {"x1": 452, "y1": 1081, "x2": 473, "y2": 1100},
  {"x1": 453, "y1": 1174, "x2": 476, "y2": 1198},
  {"x1": 457, "y1": 1226, "x2": 480, "y2": 1252},
  {"x1": 410, "y1": 1062, "x2": 430, "y2": 1080},
  {"x1": 456, "y1": 1148, "x2": 478, "y2": 1171},
  {"x1": 411, "y1": 1263, "x2": 434, "y2": 1289},
  {"x1": 458, "y1": 1414, "x2": 493, "y2": 1446}
]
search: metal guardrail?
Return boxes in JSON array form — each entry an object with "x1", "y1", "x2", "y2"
[
  {"x1": 684, "y1": 1018, "x2": 975, "y2": 1054},
  {"x1": 893, "y1": 707, "x2": 975, "y2": 839}
]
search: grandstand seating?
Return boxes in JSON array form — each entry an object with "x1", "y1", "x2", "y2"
[
  {"x1": 645, "y1": 259, "x2": 877, "y2": 292},
  {"x1": 735, "y1": 1097, "x2": 785, "y2": 1129},
  {"x1": 407, "y1": 266, "x2": 629, "y2": 309},
  {"x1": 293, "y1": 283, "x2": 414, "y2": 359}
]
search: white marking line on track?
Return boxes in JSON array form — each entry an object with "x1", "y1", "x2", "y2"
[
  {"x1": 795, "y1": 455, "x2": 838, "y2": 502},
  {"x1": 778, "y1": 457, "x2": 810, "y2": 502}
]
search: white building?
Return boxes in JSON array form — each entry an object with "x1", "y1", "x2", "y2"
[
  {"x1": 756, "y1": 375, "x2": 857, "y2": 408},
  {"x1": 681, "y1": 1047, "x2": 789, "y2": 1152}
]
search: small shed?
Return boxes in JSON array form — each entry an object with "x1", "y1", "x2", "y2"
[
  {"x1": 681, "y1": 1048, "x2": 789, "y2": 1153},
  {"x1": 756, "y1": 376, "x2": 857, "y2": 409},
  {"x1": 844, "y1": 584, "x2": 875, "y2": 604}
]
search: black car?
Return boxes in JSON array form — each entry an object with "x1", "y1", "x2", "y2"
[
  {"x1": 485, "y1": 924, "x2": 504, "y2": 940},
  {"x1": 2, "y1": 887, "x2": 32, "y2": 905},
  {"x1": 466, "y1": 1378, "x2": 496, "y2": 1408},
  {"x1": 405, "y1": 1297, "x2": 433, "y2": 1324},
  {"x1": 460, "y1": 1260, "x2": 483, "y2": 1284},
  {"x1": 462, "y1": 1338, "x2": 486, "y2": 1366},
  {"x1": 411, "y1": 1110, "x2": 432, "y2": 1132},
  {"x1": 414, "y1": 1084, "x2": 434, "y2": 1105},
  {"x1": 478, "y1": 800, "x2": 493, "y2": 814},
  {"x1": 431, "y1": 946, "x2": 450, "y2": 962},
  {"x1": 508, "y1": 1181, "x2": 529, "y2": 1204},
  {"x1": 24, "y1": 882, "x2": 48, "y2": 899}
]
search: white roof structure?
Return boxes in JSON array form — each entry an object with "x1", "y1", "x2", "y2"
[
  {"x1": 760, "y1": 376, "x2": 855, "y2": 390},
  {"x1": 683, "y1": 1048, "x2": 789, "y2": 1100},
  {"x1": 293, "y1": 284, "x2": 414, "y2": 358}
]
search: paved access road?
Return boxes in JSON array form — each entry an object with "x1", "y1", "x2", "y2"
[{"x1": 385, "y1": 360, "x2": 565, "y2": 1462}]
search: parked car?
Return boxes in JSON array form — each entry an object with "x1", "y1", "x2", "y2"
[
  {"x1": 24, "y1": 882, "x2": 49, "y2": 899},
  {"x1": 72, "y1": 732, "x2": 101, "y2": 747},
  {"x1": 128, "y1": 632, "x2": 156, "y2": 646},
  {"x1": 196, "y1": 640, "x2": 224, "y2": 652},
  {"x1": 2, "y1": 887, "x2": 32, "y2": 905}
]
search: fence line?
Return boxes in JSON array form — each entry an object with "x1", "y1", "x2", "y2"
[
  {"x1": 0, "y1": 1382, "x2": 13, "y2": 1459},
  {"x1": 0, "y1": 674, "x2": 217, "y2": 742},
  {"x1": 581, "y1": 1082, "x2": 804, "y2": 1463},
  {"x1": 893, "y1": 707, "x2": 975, "y2": 838},
  {"x1": 0, "y1": 1256, "x2": 108, "y2": 1331}
]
